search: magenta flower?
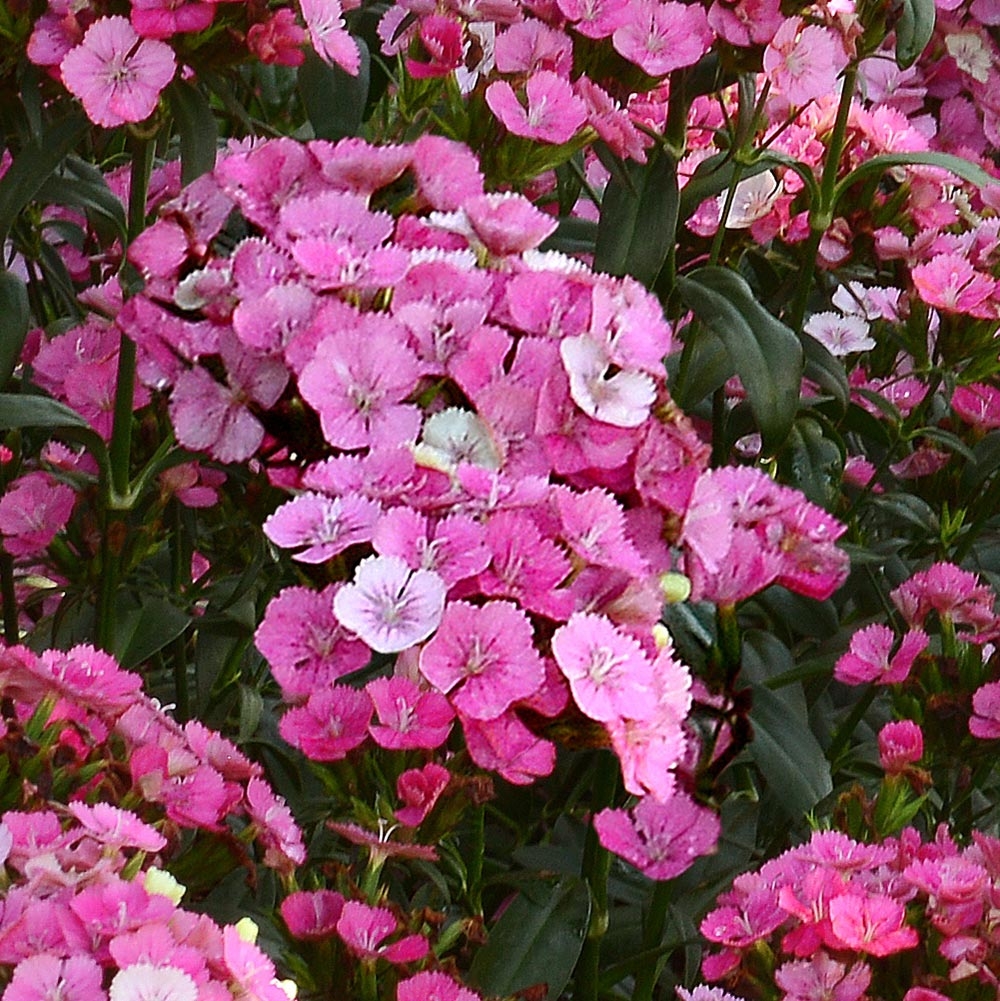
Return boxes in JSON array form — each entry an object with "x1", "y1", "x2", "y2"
[
  {"x1": 396, "y1": 762, "x2": 451, "y2": 827},
  {"x1": 911, "y1": 253, "x2": 997, "y2": 318},
  {"x1": 334, "y1": 555, "x2": 446, "y2": 654},
  {"x1": 485, "y1": 71, "x2": 588, "y2": 144},
  {"x1": 130, "y1": 0, "x2": 216, "y2": 40},
  {"x1": 419, "y1": 600, "x2": 544, "y2": 720},
  {"x1": 970, "y1": 681, "x2": 1000, "y2": 739},
  {"x1": 833, "y1": 624, "x2": 929, "y2": 686},
  {"x1": 594, "y1": 792, "x2": 719, "y2": 881},
  {"x1": 60, "y1": 16, "x2": 176, "y2": 127},
  {"x1": 611, "y1": 0, "x2": 713, "y2": 76},
  {"x1": 827, "y1": 892, "x2": 918, "y2": 957},
  {"x1": 281, "y1": 889, "x2": 345, "y2": 940},
  {"x1": 551, "y1": 613, "x2": 655, "y2": 723},
  {"x1": 279, "y1": 685, "x2": 372, "y2": 761},
  {"x1": 891, "y1": 562, "x2": 997, "y2": 636},
  {"x1": 774, "y1": 955, "x2": 871, "y2": 1001},
  {"x1": 461, "y1": 711, "x2": 556, "y2": 785},
  {"x1": 952, "y1": 382, "x2": 1000, "y2": 430},
  {"x1": 367, "y1": 676, "x2": 454, "y2": 750},
  {"x1": 878, "y1": 720, "x2": 924, "y2": 773},
  {"x1": 0, "y1": 473, "x2": 75, "y2": 559},
  {"x1": 336, "y1": 901, "x2": 428, "y2": 963}
]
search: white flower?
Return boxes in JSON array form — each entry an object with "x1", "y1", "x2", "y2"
[
  {"x1": 109, "y1": 965, "x2": 198, "y2": 1001},
  {"x1": 803, "y1": 311, "x2": 876, "y2": 357}
]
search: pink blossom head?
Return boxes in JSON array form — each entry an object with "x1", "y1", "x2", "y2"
[
  {"x1": 60, "y1": 16, "x2": 176, "y2": 127},
  {"x1": 878, "y1": 720, "x2": 924, "y2": 773},
  {"x1": 397, "y1": 972, "x2": 481, "y2": 1001}
]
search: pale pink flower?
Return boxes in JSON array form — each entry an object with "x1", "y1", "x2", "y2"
[
  {"x1": 774, "y1": 955, "x2": 872, "y2": 1001},
  {"x1": 397, "y1": 972, "x2": 481, "y2": 1001},
  {"x1": 367, "y1": 676, "x2": 454, "y2": 750},
  {"x1": 559, "y1": 334, "x2": 657, "y2": 428},
  {"x1": 66, "y1": 802, "x2": 166, "y2": 853},
  {"x1": 611, "y1": 0, "x2": 713, "y2": 76},
  {"x1": 300, "y1": 0, "x2": 360, "y2": 73},
  {"x1": 419, "y1": 600, "x2": 544, "y2": 720},
  {"x1": 594, "y1": 792, "x2": 719, "y2": 880},
  {"x1": 834, "y1": 624, "x2": 929, "y2": 686},
  {"x1": 677, "y1": 987, "x2": 747, "y2": 1001},
  {"x1": 891, "y1": 562, "x2": 997, "y2": 636},
  {"x1": 803, "y1": 312, "x2": 876, "y2": 356},
  {"x1": 108, "y1": 964, "x2": 198, "y2": 1001},
  {"x1": 4, "y1": 954, "x2": 106, "y2": 1001},
  {"x1": 396, "y1": 762, "x2": 451, "y2": 826},
  {"x1": 551, "y1": 613, "x2": 655, "y2": 723},
  {"x1": 763, "y1": 18, "x2": 847, "y2": 107},
  {"x1": 334, "y1": 555, "x2": 446, "y2": 653},
  {"x1": 878, "y1": 720, "x2": 924, "y2": 773},
  {"x1": 485, "y1": 71, "x2": 588, "y2": 144},
  {"x1": 263, "y1": 492, "x2": 380, "y2": 563},
  {"x1": 461, "y1": 193, "x2": 558, "y2": 256},
  {"x1": 60, "y1": 16, "x2": 176, "y2": 127}
]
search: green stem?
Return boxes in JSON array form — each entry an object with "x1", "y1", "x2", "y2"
[
  {"x1": 632, "y1": 881, "x2": 674, "y2": 1001},
  {"x1": 787, "y1": 64, "x2": 859, "y2": 333},
  {"x1": 96, "y1": 136, "x2": 154, "y2": 652},
  {"x1": 576, "y1": 752, "x2": 619, "y2": 1001},
  {"x1": 827, "y1": 684, "x2": 878, "y2": 768},
  {"x1": 1, "y1": 553, "x2": 18, "y2": 644},
  {"x1": 466, "y1": 802, "x2": 485, "y2": 918}
]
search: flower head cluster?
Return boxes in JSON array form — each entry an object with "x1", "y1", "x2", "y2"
[{"x1": 701, "y1": 826, "x2": 1000, "y2": 997}]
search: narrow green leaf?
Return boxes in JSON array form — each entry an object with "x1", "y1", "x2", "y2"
[
  {"x1": 541, "y1": 217, "x2": 598, "y2": 256},
  {"x1": 0, "y1": 271, "x2": 29, "y2": 390},
  {"x1": 469, "y1": 876, "x2": 591, "y2": 1001},
  {"x1": 0, "y1": 113, "x2": 89, "y2": 245},
  {"x1": 167, "y1": 80, "x2": 218, "y2": 184},
  {"x1": 0, "y1": 392, "x2": 90, "y2": 430},
  {"x1": 777, "y1": 415, "x2": 844, "y2": 509},
  {"x1": 594, "y1": 148, "x2": 678, "y2": 288},
  {"x1": 800, "y1": 331, "x2": 849, "y2": 414},
  {"x1": 896, "y1": 0, "x2": 935, "y2": 69},
  {"x1": 836, "y1": 151, "x2": 995, "y2": 207},
  {"x1": 35, "y1": 155, "x2": 127, "y2": 240},
  {"x1": 116, "y1": 597, "x2": 192, "y2": 670},
  {"x1": 749, "y1": 683, "x2": 833, "y2": 819},
  {"x1": 670, "y1": 322, "x2": 733, "y2": 411},
  {"x1": 677, "y1": 266, "x2": 803, "y2": 452},
  {"x1": 298, "y1": 44, "x2": 371, "y2": 141}
]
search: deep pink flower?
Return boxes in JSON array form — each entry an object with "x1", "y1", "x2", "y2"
[
  {"x1": 461, "y1": 710, "x2": 556, "y2": 785},
  {"x1": 60, "y1": 16, "x2": 176, "y2": 127},
  {"x1": 336, "y1": 901, "x2": 428, "y2": 963},
  {"x1": 406, "y1": 15, "x2": 465, "y2": 78},
  {"x1": 878, "y1": 720, "x2": 924, "y2": 773},
  {"x1": 911, "y1": 253, "x2": 997, "y2": 318},
  {"x1": 611, "y1": 0, "x2": 713, "y2": 76},
  {"x1": 334, "y1": 555, "x2": 446, "y2": 654},
  {"x1": 0, "y1": 473, "x2": 75, "y2": 558},
  {"x1": 131, "y1": 0, "x2": 216, "y2": 39},
  {"x1": 594, "y1": 792, "x2": 719, "y2": 880},
  {"x1": 247, "y1": 8, "x2": 307, "y2": 66},
  {"x1": 396, "y1": 762, "x2": 451, "y2": 827},
  {"x1": 834, "y1": 624, "x2": 929, "y2": 686},
  {"x1": 970, "y1": 681, "x2": 1000, "y2": 739},
  {"x1": 485, "y1": 72, "x2": 587, "y2": 144},
  {"x1": 279, "y1": 685, "x2": 372, "y2": 761},
  {"x1": 367, "y1": 676, "x2": 454, "y2": 749},
  {"x1": 281, "y1": 889, "x2": 345, "y2": 940},
  {"x1": 263, "y1": 492, "x2": 380, "y2": 563},
  {"x1": 827, "y1": 892, "x2": 918, "y2": 957},
  {"x1": 891, "y1": 562, "x2": 997, "y2": 636},
  {"x1": 419, "y1": 600, "x2": 544, "y2": 720},
  {"x1": 952, "y1": 382, "x2": 1000, "y2": 430}
]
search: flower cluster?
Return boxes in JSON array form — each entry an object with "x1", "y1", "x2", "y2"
[{"x1": 700, "y1": 826, "x2": 1000, "y2": 999}]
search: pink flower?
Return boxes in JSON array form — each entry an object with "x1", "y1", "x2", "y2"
[
  {"x1": 367, "y1": 676, "x2": 454, "y2": 749},
  {"x1": 461, "y1": 710, "x2": 556, "y2": 785},
  {"x1": 551, "y1": 613, "x2": 656, "y2": 723},
  {"x1": 774, "y1": 955, "x2": 871, "y2": 1001},
  {"x1": 911, "y1": 253, "x2": 997, "y2": 318},
  {"x1": 247, "y1": 8, "x2": 307, "y2": 66},
  {"x1": 130, "y1": 0, "x2": 216, "y2": 40},
  {"x1": 263, "y1": 492, "x2": 380, "y2": 563},
  {"x1": 878, "y1": 720, "x2": 924, "y2": 772},
  {"x1": 245, "y1": 776, "x2": 307, "y2": 873},
  {"x1": 108, "y1": 964, "x2": 197, "y2": 1001},
  {"x1": 60, "y1": 16, "x2": 176, "y2": 127},
  {"x1": 763, "y1": 18, "x2": 848, "y2": 107},
  {"x1": 833, "y1": 624, "x2": 929, "y2": 686},
  {"x1": 66, "y1": 802, "x2": 166, "y2": 853},
  {"x1": 970, "y1": 681, "x2": 1000, "y2": 739},
  {"x1": 419, "y1": 601, "x2": 544, "y2": 720},
  {"x1": 594, "y1": 792, "x2": 719, "y2": 880},
  {"x1": 0, "y1": 473, "x2": 75, "y2": 558},
  {"x1": 334, "y1": 555, "x2": 446, "y2": 654},
  {"x1": 827, "y1": 892, "x2": 918, "y2": 957},
  {"x1": 891, "y1": 563, "x2": 997, "y2": 636},
  {"x1": 281, "y1": 889, "x2": 345, "y2": 940},
  {"x1": 279, "y1": 685, "x2": 372, "y2": 761},
  {"x1": 406, "y1": 15, "x2": 465, "y2": 78},
  {"x1": 301, "y1": 0, "x2": 360, "y2": 73},
  {"x1": 611, "y1": 0, "x2": 713, "y2": 76},
  {"x1": 336, "y1": 901, "x2": 428, "y2": 963},
  {"x1": 485, "y1": 71, "x2": 588, "y2": 144},
  {"x1": 460, "y1": 193, "x2": 558, "y2": 256},
  {"x1": 5, "y1": 954, "x2": 106, "y2": 1001},
  {"x1": 397, "y1": 972, "x2": 481, "y2": 1001},
  {"x1": 396, "y1": 762, "x2": 451, "y2": 827},
  {"x1": 559, "y1": 334, "x2": 657, "y2": 428},
  {"x1": 952, "y1": 382, "x2": 1000, "y2": 430}
]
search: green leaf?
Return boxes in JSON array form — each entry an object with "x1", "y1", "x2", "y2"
[
  {"x1": 777, "y1": 415, "x2": 844, "y2": 509},
  {"x1": 836, "y1": 151, "x2": 995, "y2": 207},
  {"x1": 896, "y1": 0, "x2": 935, "y2": 69},
  {"x1": 35, "y1": 156, "x2": 127, "y2": 241},
  {"x1": 541, "y1": 217, "x2": 598, "y2": 257},
  {"x1": 677, "y1": 266, "x2": 803, "y2": 452},
  {"x1": 594, "y1": 148, "x2": 678, "y2": 288},
  {"x1": 0, "y1": 113, "x2": 89, "y2": 245},
  {"x1": 166, "y1": 80, "x2": 218, "y2": 184},
  {"x1": 800, "y1": 332, "x2": 849, "y2": 414},
  {"x1": 749, "y1": 682, "x2": 833, "y2": 819},
  {"x1": 0, "y1": 271, "x2": 29, "y2": 390},
  {"x1": 0, "y1": 392, "x2": 90, "y2": 430},
  {"x1": 670, "y1": 321, "x2": 732, "y2": 411},
  {"x1": 116, "y1": 597, "x2": 192, "y2": 670},
  {"x1": 469, "y1": 876, "x2": 591, "y2": 1001},
  {"x1": 298, "y1": 44, "x2": 371, "y2": 141}
]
